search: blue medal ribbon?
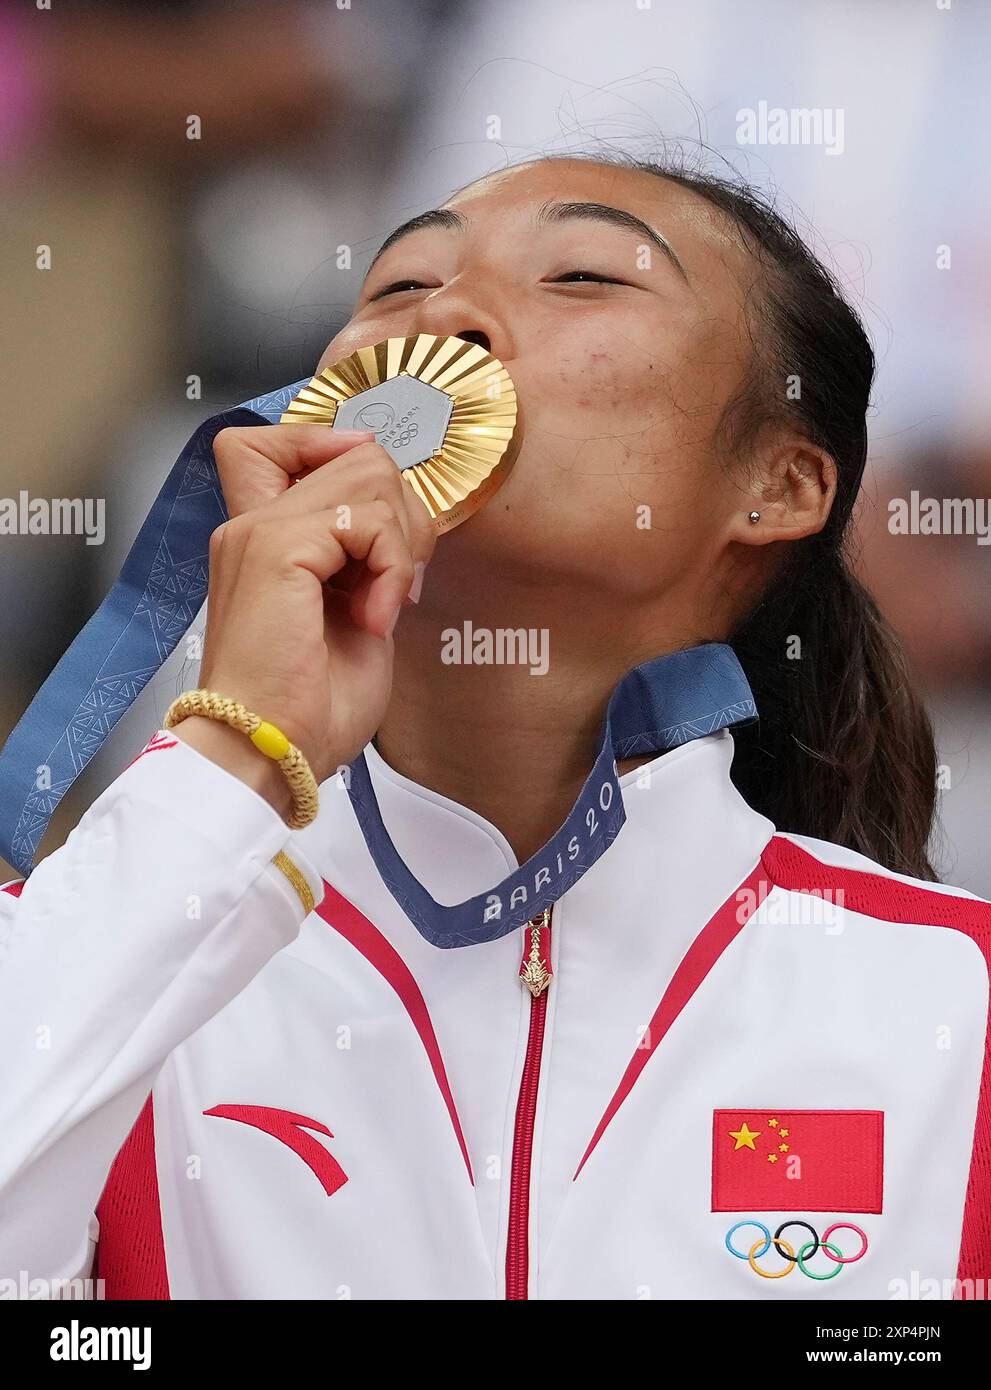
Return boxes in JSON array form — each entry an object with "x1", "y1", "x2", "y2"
[
  {"x1": 346, "y1": 643, "x2": 756, "y2": 948},
  {"x1": 0, "y1": 384, "x2": 757, "y2": 951},
  {"x1": 0, "y1": 381, "x2": 309, "y2": 874}
]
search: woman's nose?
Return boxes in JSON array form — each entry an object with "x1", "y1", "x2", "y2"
[
  {"x1": 454, "y1": 329, "x2": 491, "y2": 352},
  {"x1": 410, "y1": 282, "x2": 511, "y2": 363}
]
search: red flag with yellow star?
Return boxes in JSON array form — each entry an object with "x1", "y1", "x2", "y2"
[{"x1": 711, "y1": 1109, "x2": 883, "y2": 1212}]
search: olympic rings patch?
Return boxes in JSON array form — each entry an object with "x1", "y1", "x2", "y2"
[{"x1": 725, "y1": 1220, "x2": 869, "y2": 1279}]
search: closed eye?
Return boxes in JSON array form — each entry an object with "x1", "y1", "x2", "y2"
[
  {"x1": 367, "y1": 279, "x2": 434, "y2": 301},
  {"x1": 368, "y1": 269, "x2": 630, "y2": 301},
  {"x1": 546, "y1": 270, "x2": 629, "y2": 286}
]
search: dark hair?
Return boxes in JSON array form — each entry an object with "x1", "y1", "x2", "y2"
[{"x1": 563, "y1": 150, "x2": 938, "y2": 879}]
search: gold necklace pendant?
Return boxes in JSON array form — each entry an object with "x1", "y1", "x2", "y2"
[{"x1": 280, "y1": 333, "x2": 520, "y2": 533}]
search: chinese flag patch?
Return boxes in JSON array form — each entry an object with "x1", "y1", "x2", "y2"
[{"x1": 711, "y1": 1109, "x2": 883, "y2": 1213}]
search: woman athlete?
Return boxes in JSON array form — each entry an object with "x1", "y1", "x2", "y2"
[{"x1": 0, "y1": 154, "x2": 987, "y2": 1300}]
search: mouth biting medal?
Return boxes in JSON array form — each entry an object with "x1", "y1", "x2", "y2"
[{"x1": 279, "y1": 333, "x2": 519, "y2": 532}]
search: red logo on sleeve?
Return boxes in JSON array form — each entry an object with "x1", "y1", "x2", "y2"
[
  {"x1": 125, "y1": 731, "x2": 178, "y2": 769},
  {"x1": 711, "y1": 1109, "x2": 883, "y2": 1214}
]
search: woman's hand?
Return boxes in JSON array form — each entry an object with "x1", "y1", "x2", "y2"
[{"x1": 173, "y1": 425, "x2": 435, "y2": 801}]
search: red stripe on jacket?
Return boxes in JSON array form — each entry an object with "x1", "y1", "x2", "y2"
[
  {"x1": 315, "y1": 881, "x2": 474, "y2": 1183},
  {"x1": 94, "y1": 1094, "x2": 170, "y2": 1299},
  {"x1": 762, "y1": 836, "x2": 991, "y2": 1295}
]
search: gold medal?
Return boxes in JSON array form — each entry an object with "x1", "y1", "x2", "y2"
[{"x1": 280, "y1": 333, "x2": 519, "y2": 532}]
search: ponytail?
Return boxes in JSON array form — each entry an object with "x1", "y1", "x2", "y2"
[{"x1": 729, "y1": 537, "x2": 938, "y2": 879}]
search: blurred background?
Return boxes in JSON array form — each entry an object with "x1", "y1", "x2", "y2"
[{"x1": 1, "y1": 0, "x2": 989, "y2": 888}]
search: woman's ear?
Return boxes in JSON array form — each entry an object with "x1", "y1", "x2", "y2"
[{"x1": 730, "y1": 435, "x2": 838, "y2": 547}]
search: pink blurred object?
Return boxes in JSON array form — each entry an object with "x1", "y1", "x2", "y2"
[{"x1": 0, "y1": 10, "x2": 47, "y2": 169}]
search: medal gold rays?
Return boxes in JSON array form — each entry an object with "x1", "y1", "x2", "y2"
[{"x1": 280, "y1": 333, "x2": 520, "y2": 533}]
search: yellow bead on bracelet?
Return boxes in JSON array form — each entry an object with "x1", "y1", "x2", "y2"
[
  {"x1": 250, "y1": 721, "x2": 291, "y2": 761},
  {"x1": 163, "y1": 690, "x2": 320, "y2": 830}
]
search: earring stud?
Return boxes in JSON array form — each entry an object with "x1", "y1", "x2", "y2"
[{"x1": 748, "y1": 510, "x2": 761, "y2": 524}]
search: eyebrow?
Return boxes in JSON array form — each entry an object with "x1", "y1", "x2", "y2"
[
  {"x1": 535, "y1": 200, "x2": 689, "y2": 282},
  {"x1": 366, "y1": 199, "x2": 689, "y2": 283},
  {"x1": 368, "y1": 209, "x2": 467, "y2": 272}
]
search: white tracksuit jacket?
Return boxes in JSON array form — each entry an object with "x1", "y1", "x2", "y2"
[{"x1": 0, "y1": 726, "x2": 988, "y2": 1301}]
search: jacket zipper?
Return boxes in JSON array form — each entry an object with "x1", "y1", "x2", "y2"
[{"x1": 505, "y1": 906, "x2": 553, "y2": 1301}]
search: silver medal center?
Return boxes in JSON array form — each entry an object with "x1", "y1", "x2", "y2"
[{"x1": 333, "y1": 374, "x2": 454, "y2": 469}]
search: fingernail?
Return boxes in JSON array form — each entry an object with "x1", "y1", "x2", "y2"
[
  {"x1": 406, "y1": 561, "x2": 426, "y2": 605},
  {"x1": 386, "y1": 605, "x2": 401, "y2": 636},
  {"x1": 330, "y1": 428, "x2": 376, "y2": 438}
]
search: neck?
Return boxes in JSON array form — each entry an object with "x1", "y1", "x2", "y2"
[{"x1": 376, "y1": 597, "x2": 700, "y2": 864}]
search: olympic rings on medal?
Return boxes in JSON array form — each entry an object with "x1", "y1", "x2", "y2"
[{"x1": 724, "y1": 1219, "x2": 869, "y2": 1278}]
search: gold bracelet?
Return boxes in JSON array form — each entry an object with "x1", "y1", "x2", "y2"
[{"x1": 163, "y1": 689, "x2": 320, "y2": 830}]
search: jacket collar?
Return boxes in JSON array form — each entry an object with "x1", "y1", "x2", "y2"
[{"x1": 302, "y1": 729, "x2": 774, "y2": 946}]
